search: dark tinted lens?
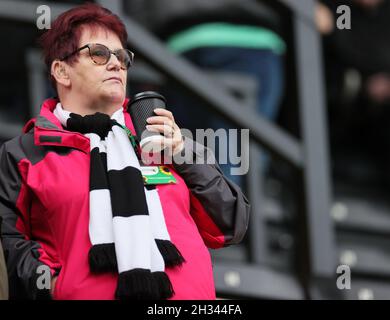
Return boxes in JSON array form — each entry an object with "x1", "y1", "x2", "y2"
[
  {"x1": 89, "y1": 44, "x2": 110, "y2": 64},
  {"x1": 113, "y1": 49, "x2": 134, "y2": 69}
]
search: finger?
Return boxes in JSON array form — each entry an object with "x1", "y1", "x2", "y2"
[
  {"x1": 172, "y1": 121, "x2": 180, "y2": 130},
  {"x1": 161, "y1": 137, "x2": 184, "y2": 155},
  {"x1": 153, "y1": 108, "x2": 174, "y2": 120},
  {"x1": 146, "y1": 116, "x2": 174, "y2": 127},
  {"x1": 146, "y1": 124, "x2": 174, "y2": 137}
]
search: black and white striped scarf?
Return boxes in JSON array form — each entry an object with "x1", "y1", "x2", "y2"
[{"x1": 54, "y1": 103, "x2": 184, "y2": 300}]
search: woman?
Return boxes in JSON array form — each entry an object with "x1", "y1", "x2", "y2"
[{"x1": 0, "y1": 3, "x2": 249, "y2": 300}]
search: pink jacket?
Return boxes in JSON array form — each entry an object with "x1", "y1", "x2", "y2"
[{"x1": 0, "y1": 98, "x2": 250, "y2": 300}]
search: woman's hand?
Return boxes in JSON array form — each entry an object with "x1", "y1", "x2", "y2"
[{"x1": 146, "y1": 108, "x2": 184, "y2": 155}]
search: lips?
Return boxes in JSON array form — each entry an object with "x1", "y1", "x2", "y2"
[{"x1": 105, "y1": 77, "x2": 122, "y2": 84}]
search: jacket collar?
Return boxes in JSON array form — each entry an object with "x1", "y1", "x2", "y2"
[{"x1": 24, "y1": 97, "x2": 134, "y2": 153}]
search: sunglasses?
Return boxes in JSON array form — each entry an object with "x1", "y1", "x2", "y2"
[{"x1": 60, "y1": 43, "x2": 134, "y2": 70}]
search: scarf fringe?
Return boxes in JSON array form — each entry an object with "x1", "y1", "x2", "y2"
[
  {"x1": 156, "y1": 239, "x2": 186, "y2": 268},
  {"x1": 153, "y1": 271, "x2": 175, "y2": 299},
  {"x1": 89, "y1": 243, "x2": 117, "y2": 273},
  {"x1": 115, "y1": 269, "x2": 162, "y2": 300}
]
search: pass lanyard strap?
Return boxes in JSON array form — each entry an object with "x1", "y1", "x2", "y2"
[
  {"x1": 118, "y1": 124, "x2": 177, "y2": 185},
  {"x1": 117, "y1": 123, "x2": 141, "y2": 159}
]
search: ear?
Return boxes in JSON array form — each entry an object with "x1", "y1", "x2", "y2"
[{"x1": 51, "y1": 60, "x2": 71, "y2": 88}]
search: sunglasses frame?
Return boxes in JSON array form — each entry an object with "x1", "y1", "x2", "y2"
[{"x1": 60, "y1": 43, "x2": 134, "y2": 70}]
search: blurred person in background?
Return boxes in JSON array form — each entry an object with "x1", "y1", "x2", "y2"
[
  {"x1": 0, "y1": 3, "x2": 249, "y2": 300},
  {"x1": 126, "y1": 0, "x2": 286, "y2": 187},
  {"x1": 317, "y1": 0, "x2": 390, "y2": 186},
  {"x1": 319, "y1": 0, "x2": 390, "y2": 105}
]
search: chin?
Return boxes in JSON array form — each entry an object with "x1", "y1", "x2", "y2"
[{"x1": 103, "y1": 90, "x2": 125, "y2": 104}]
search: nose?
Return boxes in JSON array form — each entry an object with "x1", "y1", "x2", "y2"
[{"x1": 107, "y1": 53, "x2": 122, "y2": 71}]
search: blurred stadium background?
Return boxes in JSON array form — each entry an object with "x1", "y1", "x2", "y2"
[{"x1": 1, "y1": 0, "x2": 390, "y2": 300}]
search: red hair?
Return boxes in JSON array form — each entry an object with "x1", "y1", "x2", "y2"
[{"x1": 38, "y1": 3, "x2": 128, "y2": 89}]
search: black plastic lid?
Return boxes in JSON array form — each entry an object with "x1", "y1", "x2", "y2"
[{"x1": 131, "y1": 91, "x2": 166, "y2": 104}]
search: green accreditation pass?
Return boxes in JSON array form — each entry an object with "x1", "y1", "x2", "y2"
[
  {"x1": 118, "y1": 124, "x2": 176, "y2": 185},
  {"x1": 140, "y1": 166, "x2": 177, "y2": 185}
]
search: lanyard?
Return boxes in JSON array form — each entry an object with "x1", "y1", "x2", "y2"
[
  {"x1": 117, "y1": 123, "x2": 141, "y2": 160},
  {"x1": 118, "y1": 123, "x2": 177, "y2": 185}
]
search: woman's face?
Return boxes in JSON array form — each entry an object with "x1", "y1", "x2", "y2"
[{"x1": 67, "y1": 26, "x2": 128, "y2": 107}]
